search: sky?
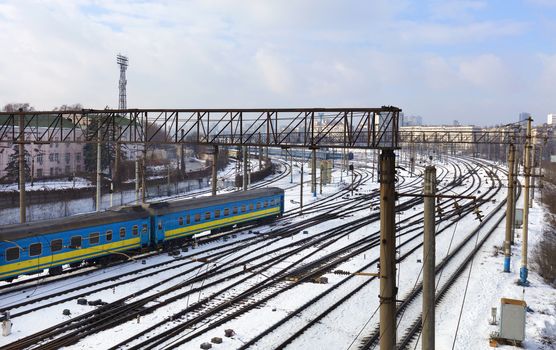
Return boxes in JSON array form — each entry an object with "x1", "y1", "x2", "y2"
[{"x1": 0, "y1": 0, "x2": 555, "y2": 126}]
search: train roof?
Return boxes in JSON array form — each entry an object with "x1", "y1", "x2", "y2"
[
  {"x1": 0, "y1": 207, "x2": 149, "y2": 241},
  {"x1": 0, "y1": 187, "x2": 284, "y2": 241},
  {"x1": 147, "y1": 187, "x2": 284, "y2": 215}
]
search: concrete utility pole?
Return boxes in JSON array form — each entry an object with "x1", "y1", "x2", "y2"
[
  {"x1": 520, "y1": 117, "x2": 532, "y2": 285},
  {"x1": 423, "y1": 165, "x2": 436, "y2": 350},
  {"x1": 166, "y1": 164, "x2": 171, "y2": 196},
  {"x1": 531, "y1": 143, "x2": 536, "y2": 205},
  {"x1": 319, "y1": 163, "x2": 323, "y2": 194},
  {"x1": 141, "y1": 148, "x2": 147, "y2": 203},
  {"x1": 96, "y1": 127, "x2": 102, "y2": 212},
  {"x1": 258, "y1": 133, "x2": 263, "y2": 171},
  {"x1": 242, "y1": 145, "x2": 248, "y2": 191},
  {"x1": 379, "y1": 149, "x2": 397, "y2": 350},
  {"x1": 135, "y1": 145, "x2": 140, "y2": 203},
  {"x1": 180, "y1": 129, "x2": 186, "y2": 177},
  {"x1": 350, "y1": 163, "x2": 355, "y2": 195},
  {"x1": 504, "y1": 143, "x2": 515, "y2": 273},
  {"x1": 311, "y1": 148, "x2": 317, "y2": 197},
  {"x1": 290, "y1": 150, "x2": 293, "y2": 184},
  {"x1": 18, "y1": 114, "x2": 26, "y2": 223},
  {"x1": 300, "y1": 161, "x2": 304, "y2": 214},
  {"x1": 212, "y1": 145, "x2": 218, "y2": 196},
  {"x1": 511, "y1": 149, "x2": 518, "y2": 244},
  {"x1": 114, "y1": 127, "x2": 121, "y2": 186}
]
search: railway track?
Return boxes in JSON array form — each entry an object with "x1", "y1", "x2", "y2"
[
  {"x1": 1, "y1": 154, "x2": 499, "y2": 350},
  {"x1": 0, "y1": 160, "x2": 423, "y2": 349},
  {"x1": 232, "y1": 158, "x2": 495, "y2": 349}
]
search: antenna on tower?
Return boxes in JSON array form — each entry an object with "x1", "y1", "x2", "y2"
[{"x1": 117, "y1": 54, "x2": 128, "y2": 109}]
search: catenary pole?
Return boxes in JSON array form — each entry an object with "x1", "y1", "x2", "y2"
[
  {"x1": 504, "y1": 143, "x2": 515, "y2": 272},
  {"x1": 423, "y1": 165, "x2": 436, "y2": 350},
  {"x1": 520, "y1": 117, "x2": 532, "y2": 285},
  {"x1": 379, "y1": 149, "x2": 397, "y2": 350}
]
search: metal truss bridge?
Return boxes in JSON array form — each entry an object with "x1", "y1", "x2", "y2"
[{"x1": 0, "y1": 107, "x2": 523, "y2": 149}]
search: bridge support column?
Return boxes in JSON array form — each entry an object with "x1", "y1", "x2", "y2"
[
  {"x1": 504, "y1": 143, "x2": 515, "y2": 272},
  {"x1": 423, "y1": 166, "x2": 436, "y2": 350},
  {"x1": 379, "y1": 149, "x2": 397, "y2": 350},
  {"x1": 18, "y1": 114, "x2": 26, "y2": 223},
  {"x1": 311, "y1": 148, "x2": 317, "y2": 197},
  {"x1": 96, "y1": 127, "x2": 102, "y2": 212},
  {"x1": 212, "y1": 145, "x2": 218, "y2": 196},
  {"x1": 243, "y1": 145, "x2": 248, "y2": 191}
]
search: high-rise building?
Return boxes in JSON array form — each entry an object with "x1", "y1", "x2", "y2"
[
  {"x1": 547, "y1": 113, "x2": 556, "y2": 125},
  {"x1": 400, "y1": 115, "x2": 423, "y2": 126},
  {"x1": 519, "y1": 112, "x2": 531, "y2": 123}
]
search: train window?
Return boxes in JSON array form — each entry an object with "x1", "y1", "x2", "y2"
[
  {"x1": 224, "y1": 208, "x2": 230, "y2": 216},
  {"x1": 249, "y1": 203, "x2": 254, "y2": 211},
  {"x1": 271, "y1": 199, "x2": 275, "y2": 206},
  {"x1": 106, "y1": 230, "x2": 113, "y2": 241},
  {"x1": 142, "y1": 224, "x2": 148, "y2": 233},
  {"x1": 50, "y1": 239, "x2": 63, "y2": 252},
  {"x1": 90, "y1": 232, "x2": 100, "y2": 244},
  {"x1": 70, "y1": 236, "x2": 82, "y2": 249},
  {"x1": 158, "y1": 221, "x2": 163, "y2": 230},
  {"x1": 264, "y1": 201, "x2": 268, "y2": 208},
  {"x1": 29, "y1": 243, "x2": 42, "y2": 257},
  {"x1": 6, "y1": 247, "x2": 19, "y2": 261},
  {"x1": 205, "y1": 212, "x2": 211, "y2": 220},
  {"x1": 120, "y1": 228, "x2": 126, "y2": 238},
  {"x1": 186, "y1": 215, "x2": 191, "y2": 224},
  {"x1": 132, "y1": 226, "x2": 139, "y2": 236},
  {"x1": 241, "y1": 205, "x2": 246, "y2": 213},
  {"x1": 215, "y1": 210, "x2": 221, "y2": 218},
  {"x1": 256, "y1": 202, "x2": 261, "y2": 209},
  {"x1": 178, "y1": 217, "x2": 184, "y2": 225},
  {"x1": 194, "y1": 213, "x2": 201, "y2": 222},
  {"x1": 233, "y1": 207, "x2": 238, "y2": 214}
]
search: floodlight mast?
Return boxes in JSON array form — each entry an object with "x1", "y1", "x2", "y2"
[{"x1": 117, "y1": 54, "x2": 128, "y2": 109}]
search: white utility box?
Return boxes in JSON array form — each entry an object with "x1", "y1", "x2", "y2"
[{"x1": 499, "y1": 298, "x2": 526, "y2": 343}]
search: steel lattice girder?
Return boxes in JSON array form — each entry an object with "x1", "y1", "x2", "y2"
[{"x1": 0, "y1": 107, "x2": 401, "y2": 149}]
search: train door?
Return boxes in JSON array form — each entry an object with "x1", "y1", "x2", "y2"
[
  {"x1": 155, "y1": 215, "x2": 165, "y2": 245},
  {"x1": 140, "y1": 219, "x2": 151, "y2": 248}
]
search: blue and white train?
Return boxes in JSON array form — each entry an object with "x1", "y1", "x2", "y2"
[{"x1": 0, "y1": 187, "x2": 284, "y2": 281}]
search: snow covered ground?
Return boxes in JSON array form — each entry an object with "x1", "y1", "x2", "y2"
[
  {"x1": 0, "y1": 177, "x2": 92, "y2": 191},
  {"x1": 0, "y1": 153, "x2": 554, "y2": 349}
]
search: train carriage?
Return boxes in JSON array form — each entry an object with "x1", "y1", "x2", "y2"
[
  {"x1": 0, "y1": 187, "x2": 284, "y2": 281},
  {"x1": 151, "y1": 187, "x2": 284, "y2": 247},
  {"x1": 0, "y1": 209, "x2": 151, "y2": 281}
]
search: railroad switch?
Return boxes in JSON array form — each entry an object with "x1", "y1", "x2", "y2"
[{"x1": 333, "y1": 270, "x2": 379, "y2": 277}]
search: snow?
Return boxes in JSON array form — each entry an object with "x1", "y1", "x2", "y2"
[
  {"x1": 0, "y1": 177, "x2": 92, "y2": 192},
  {"x1": 0, "y1": 153, "x2": 554, "y2": 350}
]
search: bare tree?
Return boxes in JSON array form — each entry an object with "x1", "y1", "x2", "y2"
[
  {"x1": 2, "y1": 103, "x2": 34, "y2": 112},
  {"x1": 53, "y1": 103, "x2": 83, "y2": 111}
]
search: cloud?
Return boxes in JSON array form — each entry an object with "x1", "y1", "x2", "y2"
[
  {"x1": 254, "y1": 49, "x2": 294, "y2": 95},
  {"x1": 457, "y1": 54, "x2": 512, "y2": 90},
  {"x1": 428, "y1": 0, "x2": 487, "y2": 21},
  {"x1": 398, "y1": 20, "x2": 526, "y2": 45},
  {"x1": 0, "y1": 0, "x2": 552, "y2": 125}
]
